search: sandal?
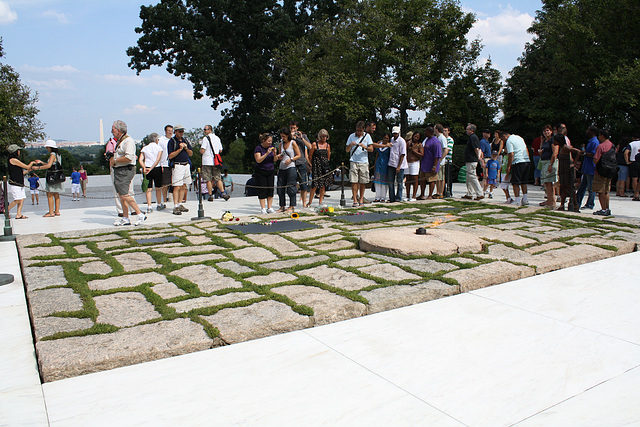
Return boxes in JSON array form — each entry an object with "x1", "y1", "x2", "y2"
[
  {"x1": 43, "y1": 213, "x2": 55, "y2": 217},
  {"x1": 15, "y1": 215, "x2": 28, "y2": 219},
  {"x1": 54, "y1": 212, "x2": 60, "y2": 216}
]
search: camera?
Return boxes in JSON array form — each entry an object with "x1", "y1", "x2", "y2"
[{"x1": 105, "y1": 151, "x2": 114, "y2": 161}]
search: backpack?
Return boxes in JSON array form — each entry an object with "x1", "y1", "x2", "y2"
[{"x1": 596, "y1": 146, "x2": 617, "y2": 178}]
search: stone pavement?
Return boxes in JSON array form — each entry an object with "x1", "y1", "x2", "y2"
[{"x1": 16, "y1": 196, "x2": 640, "y2": 382}]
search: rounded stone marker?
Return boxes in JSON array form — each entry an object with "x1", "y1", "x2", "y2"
[
  {"x1": 359, "y1": 226, "x2": 483, "y2": 256},
  {"x1": 0, "y1": 273, "x2": 14, "y2": 286}
]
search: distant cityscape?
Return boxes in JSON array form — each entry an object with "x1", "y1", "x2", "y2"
[{"x1": 25, "y1": 140, "x2": 104, "y2": 148}]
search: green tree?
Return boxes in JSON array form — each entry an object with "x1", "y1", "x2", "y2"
[
  {"x1": 273, "y1": 0, "x2": 477, "y2": 138},
  {"x1": 502, "y1": 0, "x2": 640, "y2": 140},
  {"x1": 0, "y1": 39, "x2": 45, "y2": 174}
]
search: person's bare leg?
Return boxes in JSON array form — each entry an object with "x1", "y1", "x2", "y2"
[
  {"x1": 351, "y1": 183, "x2": 358, "y2": 204},
  {"x1": 318, "y1": 187, "x2": 326, "y2": 204},
  {"x1": 54, "y1": 194, "x2": 60, "y2": 214},
  {"x1": 308, "y1": 188, "x2": 316, "y2": 206}
]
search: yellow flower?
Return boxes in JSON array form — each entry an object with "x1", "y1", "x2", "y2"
[
  {"x1": 291, "y1": 212, "x2": 299, "y2": 219},
  {"x1": 328, "y1": 206, "x2": 334, "y2": 213}
]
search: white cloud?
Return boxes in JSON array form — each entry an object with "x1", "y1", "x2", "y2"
[
  {"x1": 152, "y1": 89, "x2": 196, "y2": 100},
  {"x1": 101, "y1": 73, "x2": 178, "y2": 87},
  {"x1": 0, "y1": 0, "x2": 17, "y2": 24},
  {"x1": 123, "y1": 104, "x2": 156, "y2": 115},
  {"x1": 23, "y1": 64, "x2": 79, "y2": 73},
  {"x1": 468, "y1": 6, "x2": 534, "y2": 47},
  {"x1": 42, "y1": 10, "x2": 68, "y2": 24},
  {"x1": 26, "y1": 78, "x2": 74, "y2": 90}
]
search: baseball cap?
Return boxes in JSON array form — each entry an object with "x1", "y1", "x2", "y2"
[
  {"x1": 7, "y1": 144, "x2": 21, "y2": 153},
  {"x1": 392, "y1": 126, "x2": 401, "y2": 134}
]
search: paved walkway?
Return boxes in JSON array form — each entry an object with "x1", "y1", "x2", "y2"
[{"x1": 1, "y1": 183, "x2": 639, "y2": 426}]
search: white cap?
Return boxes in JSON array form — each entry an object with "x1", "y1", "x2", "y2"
[
  {"x1": 392, "y1": 126, "x2": 401, "y2": 134},
  {"x1": 44, "y1": 139, "x2": 57, "y2": 148}
]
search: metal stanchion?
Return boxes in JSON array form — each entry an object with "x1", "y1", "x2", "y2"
[
  {"x1": 340, "y1": 163, "x2": 346, "y2": 207},
  {"x1": 2, "y1": 176, "x2": 15, "y2": 240},
  {"x1": 444, "y1": 159, "x2": 453, "y2": 198},
  {"x1": 191, "y1": 168, "x2": 210, "y2": 221}
]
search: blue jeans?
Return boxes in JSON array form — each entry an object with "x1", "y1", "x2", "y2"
[
  {"x1": 277, "y1": 167, "x2": 297, "y2": 207},
  {"x1": 576, "y1": 173, "x2": 595, "y2": 208},
  {"x1": 387, "y1": 166, "x2": 404, "y2": 202},
  {"x1": 533, "y1": 155, "x2": 541, "y2": 179}
]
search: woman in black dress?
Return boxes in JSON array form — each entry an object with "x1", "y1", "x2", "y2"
[{"x1": 307, "y1": 129, "x2": 332, "y2": 207}]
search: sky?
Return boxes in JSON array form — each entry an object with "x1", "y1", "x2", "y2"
[{"x1": 0, "y1": 0, "x2": 542, "y2": 142}]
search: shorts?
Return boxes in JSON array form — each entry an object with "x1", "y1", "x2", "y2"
[
  {"x1": 405, "y1": 161, "x2": 420, "y2": 176},
  {"x1": 296, "y1": 163, "x2": 310, "y2": 191},
  {"x1": 510, "y1": 162, "x2": 529, "y2": 185},
  {"x1": 161, "y1": 166, "x2": 172, "y2": 187},
  {"x1": 419, "y1": 171, "x2": 438, "y2": 183},
  {"x1": 113, "y1": 165, "x2": 136, "y2": 196},
  {"x1": 146, "y1": 166, "x2": 163, "y2": 188},
  {"x1": 540, "y1": 159, "x2": 558, "y2": 183},
  {"x1": 617, "y1": 165, "x2": 629, "y2": 181},
  {"x1": 349, "y1": 162, "x2": 369, "y2": 184},
  {"x1": 30, "y1": 189, "x2": 39, "y2": 195},
  {"x1": 628, "y1": 162, "x2": 640, "y2": 179},
  {"x1": 71, "y1": 183, "x2": 81, "y2": 193},
  {"x1": 592, "y1": 174, "x2": 612, "y2": 194},
  {"x1": 8, "y1": 184, "x2": 26, "y2": 201},
  {"x1": 437, "y1": 166, "x2": 445, "y2": 181},
  {"x1": 486, "y1": 178, "x2": 496, "y2": 185},
  {"x1": 172, "y1": 164, "x2": 192, "y2": 187},
  {"x1": 201, "y1": 165, "x2": 222, "y2": 183}
]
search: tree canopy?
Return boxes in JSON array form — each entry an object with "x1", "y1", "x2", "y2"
[
  {"x1": 502, "y1": 0, "x2": 640, "y2": 140},
  {"x1": 0, "y1": 38, "x2": 45, "y2": 152}
]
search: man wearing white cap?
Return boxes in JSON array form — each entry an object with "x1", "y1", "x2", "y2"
[
  {"x1": 167, "y1": 124, "x2": 193, "y2": 215},
  {"x1": 387, "y1": 126, "x2": 407, "y2": 202}
]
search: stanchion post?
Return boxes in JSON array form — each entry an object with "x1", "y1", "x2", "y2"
[
  {"x1": 3, "y1": 176, "x2": 14, "y2": 239},
  {"x1": 444, "y1": 159, "x2": 452, "y2": 198},
  {"x1": 340, "y1": 163, "x2": 346, "y2": 207},
  {"x1": 192, "y1": 168, "x2": 211, "y2": 221}
]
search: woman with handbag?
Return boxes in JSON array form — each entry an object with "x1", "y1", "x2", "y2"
[{"x1": 32, "y1": 139, "x2": 64, "y2": 217}]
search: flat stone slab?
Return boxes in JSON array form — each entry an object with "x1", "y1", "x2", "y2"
[
  {"x1": 569, "y1": 237, "x2": 636, "y2": 253},
  {"x1": 360, "y1": 226, "x2": 483, "y2": 256},
  {"x1": 88, "y1": 272, "x2": 168, "y2": 291},
  {"x1": 151, "y1": 282, "x2": 188, "y2": 299},
  {"x1": 74, "y1": 245, "x2": 93, "y2": 255},
  {"x1": 19, "y1": 245, "x2": 66, "y2": 259},
  {"x1": 261, "y1": 255, "x2": 330, "y2": 270},
  {"x1": 168, "y1": 292, "x2": 261, "y2": 313},
  {"x1": 335, "y1": 258, "x2": 379, "y2": 268},
  {"x1": 310, "y1": 240, "x2": 355, "y2": 251},
  {"x1": 359, "y1": 264, "x2": 422, "y2": 281},
  {"x1": 360, "y1": 280, "x2": 460, "y2": 314},
  {"x1": 153, "y1": 244, "x2": 226, "y2": 255},
  {"x1": 79, "y1": 261, "x2": 113, "y2": 275},
  {"x1": 95, "y1": 292, "x2": 161, "y2": 327},
  {"x1": 273, "y1": 285, "x2": 366, "y2": 325},
  {"x1": 186, "y1": 235, "x2": 212, "y2": 245},
  {"x1": 17, "y1": 234, "x2": 52, "y2": 247},
  {"x1": 282, "y1": 228, "x2": 340, "y2": 240},
  {"x1": 226, "y1": 220, "x2": 319, "y2": 234},
  {"x1": 444, "y1": 261, "x2": 535, "y2": 292},
  {"x1": 246, "y1": 234, "x2": 313, "y2": 257},
  {"x1": 524, "y1": 241, "x2": 568, "y2": 254},
  {"x1": 246, "y1": 272, "x2": 297, "y2": 286},
  {"x1": 36, "y1": 318, "x2": 213, "y2": 382},
  {"x1": 23, "y1": 265, "x2": 67, "y2": 291},
  {"x1": 97, "y1": 239, "x2": 130, "y2": 250},
  {"x1": 368, "y1": 254, "x2": 457, "y2": 274},
  {"x1": 135, "y1": 235, "x2": 181, "y2": 245},
  {"x1": 33, "y1": 316, "x2": 94, "y2": 340},
  {"x1": 296, "y1": 265, "x2": 378, "y2": 291},
  {"x1": 216, "y1": 261, "x2": 255, "y2": 274},
  {"x1": 525, "y1": 244, "x2": 615, "y2": 274},
  {"x1": 180, "y1": 225, "x2": 207, "y2": 235},
  {"x1": 171, "y1": 265, "x2": 243, "y2": 293},
  {"x1": 28, "y1": 287, "x2": 84, "y2": 318},
  {"x1": 170, "y1": 253, "x2": 226, "y2": 264},
  {"x1": 225, "y1": 237, "x2": 251, "y2": 247},
  {"x1": 113, "y1": 252, "x2": 160, "y2": 272},
  {"x1": 486, "y1": 244, "x2": 529, "y2": 260},
  {"x1": 334, "y1": 212, "x2": 405, "y2": 223},
  {"x1": 201, "y1": 301, "x2": 311, "y2": 344},
  {"x1": 231, "y1": 247, "x2": 278, "y2": 263}
]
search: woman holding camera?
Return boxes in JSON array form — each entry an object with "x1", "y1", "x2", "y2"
[
  {"x1": 277, "y1": 127, "x2": 301, "y2": 213},
  {"x1": 31, "y1": 140, "x2": 63, "y2": 217},
  {"x1": 254, "y1": 133, "x2": 279, "y2": 214}
]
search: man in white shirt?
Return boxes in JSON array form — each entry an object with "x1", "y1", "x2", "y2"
[
  {"x1": 157, "y1": 124, "x2": 173, "y2": 209},
  {"x1": 139, "y1": 132, "x2": 164, "y2": 212},
  {"x1": 200, "y1": 124, "x2": 229, "y2": 201},
  {"x1": 628, "y1": 135, "x2": 640, "y2": 200},
  {"x1": 499, "y1": 130, "x2": 530, "y2": 206},
  {"x1": 435, "y1": 124, "x2": 449, "y2": 198}
]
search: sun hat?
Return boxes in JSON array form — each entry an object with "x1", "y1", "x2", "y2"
[
  {"x1": 174, "y1": 124, "x2": 185, "y2": 131},
  {"x1": 7, "y1": 144, "x2": 21, "y2": 153},
  {"x1": 44, "y1": 139, "x2": 57, "y2": 148},
  {"x1": 392, "y1": 126, "x2": 401, "y2": 134}
]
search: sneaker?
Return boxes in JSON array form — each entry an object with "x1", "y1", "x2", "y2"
[
  {"x1": 135, "y1": 214, "x2": 147, "y2": 226},
  {"x1": 172, "y1": 207, "x2": 182, "y2": 215},
  {"x1": 114, "y1": 217, "x2": 131, "y2": 226},
  {"x1": 266, "y1": 208, "x2": 276, "y2": 214},
  {"x1": 521, "y1": 198, "x2": 529, "y2": 206},
  {"x1": 156, "y1": 204, "x2": 166, "y2": 211},
  {"x1": 504, "y1": 198, "x2": 514, "y2": 204},
  {"x1": 261, "y1": 208, "x2": 268, "y2": 215},
  {"x1": 208, "y1": 196, "x2": 214, "y2": 202},
  {"x1": 488, "y1": 193, "x2": 493, "y2": 199},
  {"x1": 362, "y1": 197, "x2": 371, "y2": 204},
  {"x1": 178, "y1": 205, "x2": 189, "y2": 212},
  {"x1": 593, "y1": 209, "x2": 609, "y2": 216},
  {"x1": 581, "y1": 205, "x2": 593, "y2": 210},
  {"x1": 461, "y1": 195, "x2": 473, "y2": 199},
  {"x1": 474, "y1": 195, "x2": 484, "y2": 201},
  {"x1": 223, "y1": 192, "x2": 230, "y2": 201},
  {"x1": 147, "y1": 206, "x2": 153, "y2": 214}
]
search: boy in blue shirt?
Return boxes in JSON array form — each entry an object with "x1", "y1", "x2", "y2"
[
  {"x1": 486, "y1": 151, "x2": 500, "y2": 199},
  {"x1": 70, "y1": 167, "x2": 82, "y2": 201},
  {"x1": 27, "y1": 172, "x2": 40, "y2": 205}
]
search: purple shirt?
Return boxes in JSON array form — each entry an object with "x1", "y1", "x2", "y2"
[
  {"x1": 255, "y1": 144, "x2": 275, "y2": 171},
  {"x1": 421, "y1": 136, "x2": 443, "y2": 173}
]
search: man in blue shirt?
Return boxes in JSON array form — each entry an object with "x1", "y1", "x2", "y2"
[
  {"x1": 576, "y1": 125, "x2": 599, "y2": 209},
  {"x1": 480, "y1": 129, "x2": 492, "y2": 194},
  {"x1": 70, "y1": 167, "x2": 82, "y2": 201},
  {"x1": 167, "y1": 124, "x2": 193, "y2": 215}
]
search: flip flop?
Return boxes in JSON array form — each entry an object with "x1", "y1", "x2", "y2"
[
  {"x1": 15, "y1": 215, "x2": 28, "y2": 219},
  {"x1": 43, "y1": 213, "x2": 55, "y2": 217},
  {"x1": 54, "y1": 212, "x2": 61, "y2": 216}
]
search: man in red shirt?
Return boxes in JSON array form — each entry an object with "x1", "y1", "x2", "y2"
[{"x1": 592, "y1": 129, "x2": 614, "y2": 216}]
